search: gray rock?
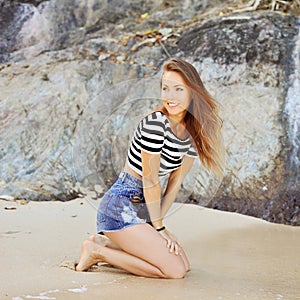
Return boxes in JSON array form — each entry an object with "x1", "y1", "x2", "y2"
[
  {"x1": 0, "y1": 1, "x2": 299, "y2": 224},
  {"x1": 174, "y1": 12, "x2": 300, "y2": 224}
]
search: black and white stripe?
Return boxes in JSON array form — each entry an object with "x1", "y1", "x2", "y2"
[{"x1": 127, "y1": 111, "x2": 197, "y2": 176}]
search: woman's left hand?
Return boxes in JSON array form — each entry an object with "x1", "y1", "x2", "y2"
[{"x1": 159, "y1": 228, "x2": 181, "y2": 255}]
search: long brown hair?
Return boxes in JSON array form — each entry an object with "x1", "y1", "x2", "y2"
[{"x1": 158, "y1": 58, "x2": 225, "y2": 179}]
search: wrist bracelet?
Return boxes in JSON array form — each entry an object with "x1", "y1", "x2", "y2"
[{"x1": 156, "y1": 226, "x2": 166, "y2": 232}]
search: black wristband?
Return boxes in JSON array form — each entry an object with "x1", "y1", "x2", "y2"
[{"x1": 156, "y1": 226, "x2": 166, "y2": 232}]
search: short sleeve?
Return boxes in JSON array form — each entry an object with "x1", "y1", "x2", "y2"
[
  {"x1": 186, "y1": 144, "x2": 198, "y2": 158},
  {"x1": 140, "y1": 112, "x2": 166, "y2": 154}
]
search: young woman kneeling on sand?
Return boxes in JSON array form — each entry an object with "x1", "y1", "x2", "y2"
[{"x1": 76, "y1": 58, "x2": 224, "y2": 279}]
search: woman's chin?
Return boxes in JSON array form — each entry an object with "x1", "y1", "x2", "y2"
[
  {"x1": 165, "y1": 108, "x2": 186, "y2": 118},
  {"x1": 164, "y1": 105, "x2": 179, "y2": 114}
]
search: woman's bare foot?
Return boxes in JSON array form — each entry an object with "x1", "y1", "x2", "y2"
[
  {"x1": 89, "y1": 234, "x2": 120, "y2": 250},
  {"x1": 76, "y1": 240, "x2": 104, "y2": 272}
]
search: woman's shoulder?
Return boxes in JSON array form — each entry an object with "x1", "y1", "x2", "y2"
[
  {"x1": 138, "y1": 111, "x2": 168, "y2": 133},
  {"x1": 144, "y1": 110, "x2": 168, "y2": 124}
]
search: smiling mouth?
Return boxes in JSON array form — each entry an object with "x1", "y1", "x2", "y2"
[{"x1": 167, "y1": 102, "x2": 178, "y2": 108}]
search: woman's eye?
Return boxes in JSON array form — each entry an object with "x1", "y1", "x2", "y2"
[
  {"x1": 176, "y1": 88, "x2": 183, "y2": 92},
  {"x1": 162, "y1": 86, "x2": 168, "y2": 91}
]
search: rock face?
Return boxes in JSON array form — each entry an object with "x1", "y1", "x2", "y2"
[
  {"x1": 174, "y1": 13, "x2": 300, "y2": 225},
  {"x1": 0, "y1": 0, "x2": 299, "y2": 225}
]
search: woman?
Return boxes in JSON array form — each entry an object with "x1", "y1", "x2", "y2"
[{"x1": 76, "y1": 58, "x2": 224, "y2": 278}]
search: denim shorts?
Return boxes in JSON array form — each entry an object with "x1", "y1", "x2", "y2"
[{"x1": 97, "y1": 171, "x2": 151, "y2": 234}]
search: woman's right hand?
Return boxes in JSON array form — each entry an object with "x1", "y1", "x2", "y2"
[{"x1": 158, "y1": 228, "x2": 181, "y2": 255}]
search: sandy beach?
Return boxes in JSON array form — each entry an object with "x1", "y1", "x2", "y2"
[{"x1": 1, "y1": 196, "x2": 300, "y2": 300}]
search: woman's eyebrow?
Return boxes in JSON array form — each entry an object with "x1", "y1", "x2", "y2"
[{"x1": 162, "y1": 82, "x2": 185, "y2": 87}]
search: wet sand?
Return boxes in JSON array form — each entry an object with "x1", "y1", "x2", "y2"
[{"x1": 1, "y1": 197, "x2": 300, "y2": 300}]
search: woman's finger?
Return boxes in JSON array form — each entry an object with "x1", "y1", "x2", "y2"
[
  {"x1": 174, "y1": 242, "x2": 179, "y2": 255},
  {"x1": 166, "y1": 238, "x2": 171, "y2": 249},
  {"x1": 168, "y1": 241, "x2": 180, "y2": 255},
  {"x1": 168, "y1": 241, "x2": 174, "y2": 253},
  {"x1": 159, "y1": 231, "x2": 180, "y2": 254}
]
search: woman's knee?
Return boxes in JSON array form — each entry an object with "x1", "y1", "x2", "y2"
[{"x1": 162, "y1": 261, "x2": 187, "y2": 279}]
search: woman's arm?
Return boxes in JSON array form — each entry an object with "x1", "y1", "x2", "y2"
[
  {"x1": 141, "y1": 150, "x2": 163, "y2": 229},
  {"x1": 161, "y1": 155, "x2": 195, "y2": 218}
]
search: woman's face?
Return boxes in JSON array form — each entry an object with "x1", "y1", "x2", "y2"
[{"x1": 161, "y1": 71, "x2": 192, "y2": 120}]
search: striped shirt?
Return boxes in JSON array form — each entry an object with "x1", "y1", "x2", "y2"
[{"x1": 127, "y1": 111, "x2": 197, "y2": 177}]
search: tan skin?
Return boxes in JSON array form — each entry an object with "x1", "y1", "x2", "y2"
[{"x1": 76, "y1": 71, "x2": 195, "y2": 278}]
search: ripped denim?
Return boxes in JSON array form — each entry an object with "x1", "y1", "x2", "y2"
[{"x1": 97, "y1": 172, "x2": 151, "y2": 234}]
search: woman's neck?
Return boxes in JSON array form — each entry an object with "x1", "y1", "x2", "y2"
[{"x1": 167, "y1": 116, "x2": 188, "y2": 140}]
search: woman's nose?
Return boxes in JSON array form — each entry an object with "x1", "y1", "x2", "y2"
[{"x1": 165, "y1": 89, "x2": 176, "y2": 100}]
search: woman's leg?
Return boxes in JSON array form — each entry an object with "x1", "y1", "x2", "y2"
[
  {"x1": 76, "y1": 239, "x2": 167, "y2": 277},
  {"x1": 89, "y1": 233, "x2": 190, "y2": 270},
  {"x1": 178, "y1": 245, "x2": 190, "y2": 272},
  {"x1": 76, "y1": 224, "x2": 188, "y2": 278},
  {"x1": 90, "y1": 230, "x2": 190, "y2": 272},
  {"x1": 88, "y1": 234, "x2": 120, "y2": 250}
]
